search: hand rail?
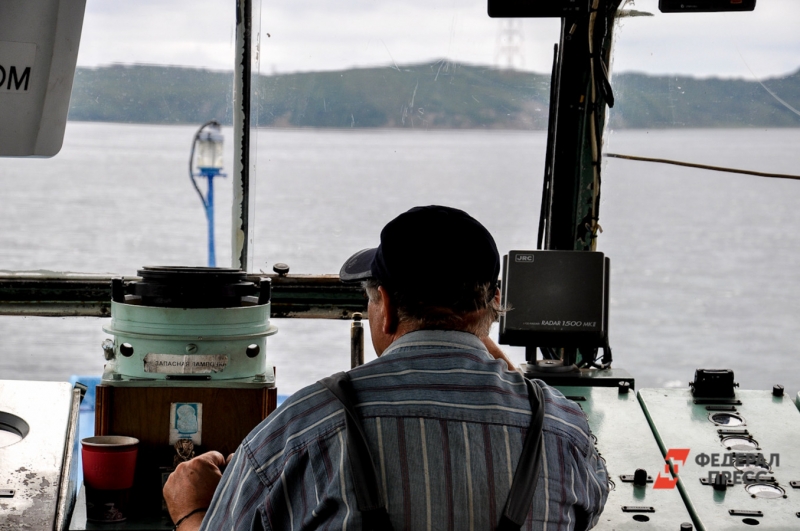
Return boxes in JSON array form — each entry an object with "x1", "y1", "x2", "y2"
[{"x1": 0, "y1": 273, "x2": 367, "y2": 319}]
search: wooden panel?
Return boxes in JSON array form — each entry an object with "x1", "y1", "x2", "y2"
[
  {"x1": 94, "y1": 384, "x2": 112, "y2": 436},
  {"x1": 95, "y1": 385, "x2": 277, "y2": 514}
]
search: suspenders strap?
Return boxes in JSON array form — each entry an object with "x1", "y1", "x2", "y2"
[
  {"x1": 320, "y1": 372, "x2": 544, "y2": 531},
  {"x1": 497, "y1": 378, "x2": 546, "y2": 531},
  {"x1": 318, "y1": 372, "x2": 394, "y2": 531}
]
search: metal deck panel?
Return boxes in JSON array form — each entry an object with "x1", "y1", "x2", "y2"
[
  {"x1": 639, "y1": 388, "x2": 800, "y2": 530},
  {"x1": 555, "y1": 385, "x2": 694, "y2": 530}
]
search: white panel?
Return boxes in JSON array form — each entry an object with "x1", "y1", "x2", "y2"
[{"x1": 0, "y1": 0, "x2": 87, "y2": 157}]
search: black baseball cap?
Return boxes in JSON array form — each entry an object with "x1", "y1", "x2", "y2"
[{"x1": 340, "y1": 205, "x2": 500, "y2": 296}]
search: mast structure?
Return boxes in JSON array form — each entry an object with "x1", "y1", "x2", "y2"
[
  {"x1": 536, "y1": 0, "x2": 623, "y2": 366},
  {"x1": 232, "y1": 0, "x2": 259, "y2": 273},
  {"x1": 494, "y1": 19, "x2": 526, "y2": 71},
  {"x1": 540, "y1": 0, "x2": 622, "y2": 253}
]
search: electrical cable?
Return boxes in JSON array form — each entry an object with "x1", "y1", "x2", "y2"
[
  {"x1": 605, "y1": 153, "x2": 800, "y2": 181},
  {"x1": 594, "y1": 2, "x2": 614, "y2": 108},
  {"x1": 582, "y1": 2, "x2": 617, "y2": 252},
  {"x1": 582, "y1": 2, "x2": 622, "y2": 253},
  {"x1": 188, "y1": 120, "x2": 221, "y2": 210},
  {"x1": 587, "y1": 0, "x2": 602, "y2": 251}
]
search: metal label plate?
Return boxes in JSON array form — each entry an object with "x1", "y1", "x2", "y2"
[{"x1": 143, "y1": 354, "x2": 228, "y2": 374}]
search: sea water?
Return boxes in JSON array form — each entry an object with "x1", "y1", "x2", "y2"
[{"x1": 1, "y1": 122, "x2": 799, "y2": 396}]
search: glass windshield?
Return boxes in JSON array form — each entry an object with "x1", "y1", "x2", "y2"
[
  {"x1": 602, "y1": 0, "x2": 800, "y2": 391},
  {"x1": 251, "y1": 2, "x2": 559, "y2": 274},
  {"x1": 1, "y1": 0, "x2": 799, "y2": 395},
  {"x1": 0, "y1": 1, "x2": 243, "y2": 382},
  {"x1": 1, "y1": 0, "x2": 559, "y2": 390}
]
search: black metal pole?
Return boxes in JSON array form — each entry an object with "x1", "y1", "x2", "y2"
[{"x1": 232, "y1": 0, "x2": 253, "y2": 271}]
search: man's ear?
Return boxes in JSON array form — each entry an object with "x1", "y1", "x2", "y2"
[
  {"x1": 377, "y1": 285, "x2": 399, "y2": 334},
  {"x1": 493, "y1": 287, "x2": 501, "y2": 306}
]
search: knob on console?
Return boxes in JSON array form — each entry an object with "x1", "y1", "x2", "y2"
[{"x1": 633, "y1": 468, "x2": 648, "y2": 487}]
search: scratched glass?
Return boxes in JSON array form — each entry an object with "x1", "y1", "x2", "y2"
[
  {"x1": 253, "y1": 0, "x2": 560, "y2": 274},
  {"x1": 602, "y1": 0, "x2": 800, "y2": 395},
  {"x1": 2, "y1": 0, "x2": 800, "y2": 398}
]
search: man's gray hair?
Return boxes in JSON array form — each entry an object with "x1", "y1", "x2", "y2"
[{"x1": 363, "y1": 279, "x2": 503, "y2": 337}]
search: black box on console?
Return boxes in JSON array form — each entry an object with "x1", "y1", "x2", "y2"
[{"x1": 499, "y1": 250, "x2": 608, "y2": 348}]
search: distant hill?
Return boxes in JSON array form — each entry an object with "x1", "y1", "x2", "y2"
[
  {"x1": 70, "y1": 65, "x2": 233, "y2": 125},
  {"x1": 67, "y1": 63, "x2": 800, "y2": 129},
  {"x1": 68, "y1": 62, "x2": 550, "y2": 129},
  {"x1": 610, "y1": 70, "x2": 800, "y2": 128}
]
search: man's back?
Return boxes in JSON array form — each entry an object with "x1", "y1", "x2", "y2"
[{"x1": 202, "y1": 330, "x2": 608, "y2": 530}]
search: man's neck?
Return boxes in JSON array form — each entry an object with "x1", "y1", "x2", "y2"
[
  {"x1": 386, "y1": 325, "x2": 479, "y2": 348},
  {"x1": 386, "y1": 321, "x2": 417, "y2": 344}
]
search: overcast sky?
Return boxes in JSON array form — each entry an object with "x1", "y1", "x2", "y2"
[{"x1": 76, "y1": 0, "x2": 800, "y2": 79}]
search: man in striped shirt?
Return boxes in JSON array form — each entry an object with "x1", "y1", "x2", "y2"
[{"x1": 164, "y1": 205, "x2": 608, "y2": 530}]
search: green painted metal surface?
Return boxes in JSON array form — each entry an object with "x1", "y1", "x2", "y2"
[
  {"x1": 528, "y1": 367, "x2": 634, "y2": 388},
  {"x1": 103, "y1": 301, "x2": 277, "y2": 382},
  {"x1": 554, "y1": 386, "x2": 693, "y2": 530},
  {"x1": 639, "y1": 388, "x2": 800, "y2": 530}
]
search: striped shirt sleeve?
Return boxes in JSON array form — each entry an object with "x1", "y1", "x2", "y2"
[{"x1": 200, "y1": 443, "x2": 266, "y2": 530}]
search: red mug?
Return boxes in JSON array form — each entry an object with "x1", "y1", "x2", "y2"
[{"x1": 81, "y1": 436, "x2": 139, "y2": 522}]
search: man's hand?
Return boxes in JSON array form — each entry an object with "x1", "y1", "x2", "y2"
[
  {"x1": 480, "y1": 336, "x2": 516, "y2": 371},
  {"x1": 164, "y1": 451, "x2": 227, "y2": 529}
]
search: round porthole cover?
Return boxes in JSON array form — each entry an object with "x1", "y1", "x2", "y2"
[{"x1": 709, "y1": 412, "x2": 745, "y2": 426}]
